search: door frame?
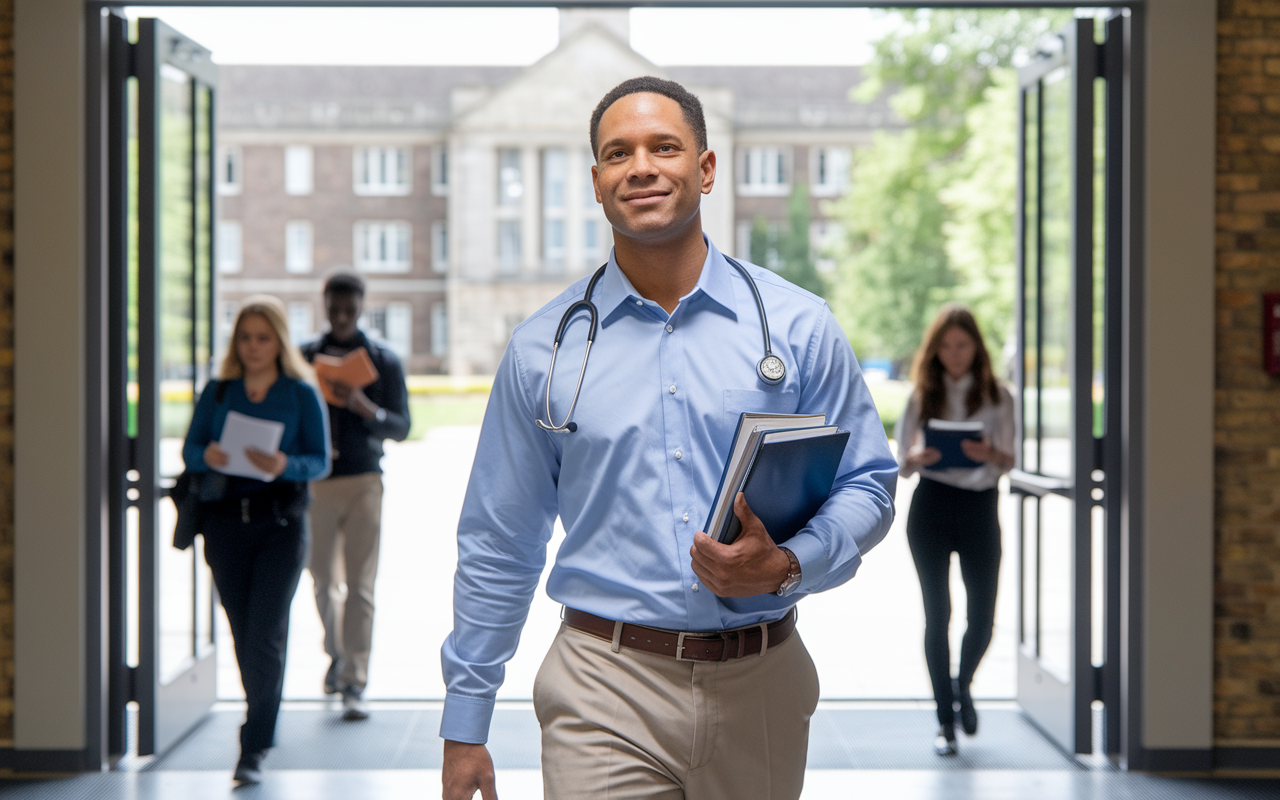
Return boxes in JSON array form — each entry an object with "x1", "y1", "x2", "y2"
[{"x1": 74, "y1": 0, "x2": 1153, "y2": 771}]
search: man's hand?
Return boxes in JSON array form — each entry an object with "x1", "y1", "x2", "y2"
[
  {"x1": 325, "y1": 378, "x2": 380, "y2": 421},
  {"x1": 689, "y1": 493, "x2": 790, "y2": 597},
  {"x1": 442, "y1": 740, "x2": 497, "y2": 800}
]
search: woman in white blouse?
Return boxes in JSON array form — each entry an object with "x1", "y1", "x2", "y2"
[{"x1": 895, "y1": 305, "x2": 1015, "y2": 756}]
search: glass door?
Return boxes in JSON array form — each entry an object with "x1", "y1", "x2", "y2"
[
  {"x1": 1012, "y1": 16, "x2": 1117, "y2": 756},
  {"x1": 108, "y1": 15, "x2": 219, "y2": 757}
]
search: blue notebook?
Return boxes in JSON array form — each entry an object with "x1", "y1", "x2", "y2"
[
  {"x1": 718, "y1": 427, "x2": 850, "y2": 546},
  {"x1": 923, "y1": 420, "x2": 984, "y2": 470}
]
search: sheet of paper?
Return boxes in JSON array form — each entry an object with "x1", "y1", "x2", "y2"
[{"x1": 217, "y1": 410, "x2": 286, "y2": 482}]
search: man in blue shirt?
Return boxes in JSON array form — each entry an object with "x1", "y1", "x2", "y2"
[{"x1": 441, "y1": 77, "x2": 896, "y2": 800}]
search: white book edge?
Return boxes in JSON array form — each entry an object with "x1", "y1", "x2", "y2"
[
  {"x1": 926, "y1": 419, "x2": 984, "y2": 431},
  {"x1": 705, "y1": 414, "x2": 826, "y2": 537}
]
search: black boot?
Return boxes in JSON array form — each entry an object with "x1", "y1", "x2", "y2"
[
  {"x1": 234, "y1": 748, "x2": 268, "y2": 784},
  {"x1": 957, "y1": 681, "x2": 978, "y2": 736}
]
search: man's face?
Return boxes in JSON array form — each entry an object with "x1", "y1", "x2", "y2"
[
  {"x1": 592, "y1": 92, "x2": 715, "y2": 244},
  {"x1": 325, "y1": 290, "x2": 363, "y2": 342}
]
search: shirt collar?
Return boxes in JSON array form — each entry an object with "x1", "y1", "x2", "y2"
[{"x1": 595, "y1": 234, "x2": 740, "y2": 327}]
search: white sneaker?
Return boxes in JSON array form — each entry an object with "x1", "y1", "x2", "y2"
[{"x1": 342, "y1": 688, "x2": 369, "y2": 721}]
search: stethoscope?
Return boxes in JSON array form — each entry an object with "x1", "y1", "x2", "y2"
[{"x1": 536, "y1": 256, "x2": 786, "y2": 433}]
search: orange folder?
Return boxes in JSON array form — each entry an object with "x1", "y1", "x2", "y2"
[{"x1": 313, "y1": 346, "x2": 378, "y2": 407}]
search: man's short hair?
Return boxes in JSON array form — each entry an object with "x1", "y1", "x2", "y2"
[
  {"x1": 324, "y1": 271, "x2": 365, "y2": 298},
  {"x1": 589, "y1": 76, "x2": 708, "y2": 159}
]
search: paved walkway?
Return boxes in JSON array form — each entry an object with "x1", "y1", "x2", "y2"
[{"x1": 218, "y1": 425, "x2": 1021, "y2": 703}]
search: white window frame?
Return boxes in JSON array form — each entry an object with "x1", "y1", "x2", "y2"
[
  {"x1": 542, "y1": 148, "x2": 568, "y2": 273},
  {"x1": 431, "y1": 221, "x2": 448, "y2": 274},
  {"x1": 287, "y1": 301, "x2": 314, "y2": 344},
  {"x1": 430, "y1": 302, "x2": 448, "y2": 358},
  {"x1": 217, "y1": 221, "x2": 242, "y2": 273},
  {"x1": 497, "y1": 219, "x2": 521, "y2": 275},
  {"x1": 285, "y1": 220, "x2": 313, "y2": 274},
  {"x1": 385, "y1": 302, "x2": 412, "y2": 360},
  {"x1": 497, "y1": 148, "x2": 523, "y2": 206},
  {"x1": 431, "y1": 144, "x2": 449, "y2": 196},
  {"x1": 353, "y1": 221, "x2": 412, "y2": 273},
  {"x1": 217, "y1": 145, "x2": 242, "y2": 196},
  {"x1": 810, "y1": 146, "x2": 852, "y2": 197},
  {"x1": 284, "y1": 144, "x2": 313, "y2": 196},
  {"x1": 738, "y1": 146, "x2": 790, "y2": 197},
  {"x1": 353, "y1": 146, "x2": 412, "y2": 196}
]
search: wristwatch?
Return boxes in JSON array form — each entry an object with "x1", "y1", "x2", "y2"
[
  {"x1": 374, "y1": 406, "x2": 387, "y2": 424},
  {"x1": 775, "y1": 547, "x2": 802, "y2": 597}
]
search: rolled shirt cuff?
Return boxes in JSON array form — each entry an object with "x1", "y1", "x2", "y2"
[{"x1": 440, "y1": 692, "x2": 496, "y2": 745}]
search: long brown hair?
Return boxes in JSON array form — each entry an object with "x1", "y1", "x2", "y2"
[
  {"x1": 910, "y1": 304, "x2": 1001, "y2": 424},
  {"x1": 219, "y1": 295, "x2": 316, "y2": 384}
]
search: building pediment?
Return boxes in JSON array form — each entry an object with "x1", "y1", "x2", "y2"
[{"x1": 453, "y1": 24, "x2": 668, "y2": 133}]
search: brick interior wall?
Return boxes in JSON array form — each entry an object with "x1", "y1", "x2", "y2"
[{"x1": 1216, "y1": 0, "x2": 1280, "y2": 742}]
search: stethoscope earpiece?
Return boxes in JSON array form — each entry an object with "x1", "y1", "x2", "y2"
[{"x1": 536, "y1": 257, "x2": 784, "y2": 432}]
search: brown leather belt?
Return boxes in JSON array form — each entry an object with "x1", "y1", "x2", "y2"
[{"x1": 563, "y1": 607, "x2": 797, "y2": 662}]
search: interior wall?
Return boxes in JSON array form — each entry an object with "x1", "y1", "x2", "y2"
[
  {"x1": 12, "y1": 0, "x2": 84, "y2": 751},
  {"x1": 1142, "y1": 0, "x2": 1217, "y2": 755}
]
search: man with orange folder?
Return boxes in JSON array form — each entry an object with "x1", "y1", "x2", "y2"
[{"x1": 300, "y1": 271, "x2": 410, "y2": 720}]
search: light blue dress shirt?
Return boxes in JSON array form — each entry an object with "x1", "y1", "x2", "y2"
[{"x1": 440, "y1": 236, "x2": 897, "y2": 744}]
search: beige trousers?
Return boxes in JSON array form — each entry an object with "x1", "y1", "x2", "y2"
[
  {"x1": 308, "y1": 472, "x2": 383, "y2": 692},
  {"x1": 533, "y1": 623, "x2": 820, "y2": 800}
]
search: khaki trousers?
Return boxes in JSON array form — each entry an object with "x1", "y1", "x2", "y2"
[
  {"x1": 308, "y1": 472, "x2": 383, "y2": 691},
  {"x1": 533, "y1": 622, "x2": 820, "y2": 800}
]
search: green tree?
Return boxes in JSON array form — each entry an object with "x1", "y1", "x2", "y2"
[
  {"x1": 828, "y1": 9, "x2": 1072, "y2": 372},
  {"x1": 749, "y1": 183, "x2": 826, "y2": 298}
]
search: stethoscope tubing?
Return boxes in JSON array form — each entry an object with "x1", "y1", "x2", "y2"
[{"x1": 536, "y1": 257, "x2": 780, "y2": 433}]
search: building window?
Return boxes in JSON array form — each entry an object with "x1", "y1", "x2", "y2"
[
  {"x1": 217, "y1": 221, "x2": 242, "y2": 273},
  {"x1": 431, "y1": 145, "x2": 448, "y2": 196},
  {"x1": 354, "y1": 221, "x2": 411, "y2": 273},
  {"x1": 430, "y1": 302, "x2": 448, "y2": 358},
  {"x1": 497, "y1": 220, "x2": 522, "y2": 275},
  {"x1": 385, "y1": 302, "x2": 412, "y2": 360},
  {"x1": 217, "y1": 145, "x2": 241, "y2": 196},
  {"x1": 287, "y1": 301, "x2": 314, "y2": 344},
  {"x1": 354, "y1": 146, "x2": 411, "y2": 196},
  {"x1": 542, "y1": 149, "x2": 567, "y2": 273},
  {"x1": 811, "y1": 147, "x2": 851, "y2": 197},
  {"x1": 431, "y1": 221, "x2": 448, "y2": 273},
  {"x1": 740, "y1": 147, "x2": 789, "y2": 195},
  {"x1": 811, "y1": 220, "x2": 844, "y2": 273},
  {"x1": 584, "y1": 219, "x2": 604, "y2": 265},
  {"x1": 285, "y1": 220, "x2": 313, "y2": 273},
  {"x1": 584, "y1": 149, "x2": 598, "y2": 207},
  {"x1": 284, "y1": 145, "x2": 313, "y2": 195},
  {"x1": 498, "y1": 148, "x2": 523, "y2": 206}
]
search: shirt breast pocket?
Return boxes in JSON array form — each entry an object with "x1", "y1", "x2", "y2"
[{"x1": 723, "y1": 389, "x2": 801, "y2": 427}]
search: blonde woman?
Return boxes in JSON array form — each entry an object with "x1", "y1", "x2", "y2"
[{"x1": 181, "y1": 295, "x2": 330, "y2": 784}]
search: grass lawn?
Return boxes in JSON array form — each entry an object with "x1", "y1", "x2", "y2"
[{"x1": 407, "y1": 394, "x2": 490, "y2": 440}]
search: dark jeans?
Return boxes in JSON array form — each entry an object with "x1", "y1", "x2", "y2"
[
  {"x1": 203, "y1": 498, "x2": 308, "y2": 752},
  {"x1": 906, "y1": 477, "x2": 1001, "y2": 728}
]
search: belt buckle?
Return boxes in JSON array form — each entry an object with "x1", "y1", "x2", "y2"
[{"x1": 675, "y1": 631, "x2": 693, "y2": 662}]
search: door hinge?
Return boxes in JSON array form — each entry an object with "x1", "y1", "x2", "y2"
[
  {"x1": 127, "y1": 665, "x2": 138, "y2": 704},
  {"x1": 1093, "y1": 664, "x2": 1104, "y2": 703},
  {"x1": 1093, "y1": 436, "x2": 1105, "y2": 479},
  {"x1": 1095, "y1": 42, "x2": 1107, "y2": 79},
  {"x1": 126, "y1": 41, "x2": 138, "y2": 79}
]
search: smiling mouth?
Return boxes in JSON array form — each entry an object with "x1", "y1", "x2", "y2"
[{"x1": 623, "y1": 190, "x2": 670, "y2": 205}]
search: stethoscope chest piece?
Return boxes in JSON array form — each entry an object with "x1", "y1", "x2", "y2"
[{"x1": 757, "y1": 353, "x2": 786, "y2": 385}]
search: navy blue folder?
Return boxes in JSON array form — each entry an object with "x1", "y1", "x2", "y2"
[
  {"x1": 924, "y1": 426, "x2": 983, "y2": 470},
  {"x1": 719, "y1": 429, "x2": 850, "y2": 546}
]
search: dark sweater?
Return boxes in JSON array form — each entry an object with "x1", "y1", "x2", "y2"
[{"x1": 301, "y1": 331, "x2": 411, "y2": 477}]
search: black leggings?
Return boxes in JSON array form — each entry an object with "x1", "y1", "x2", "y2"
[
  {"x1": 906, "y1": 478, "x2": 1001, "y2": 728},
  {"x1": 203, "y1": 503, "x2": 308, "y2": 752}
]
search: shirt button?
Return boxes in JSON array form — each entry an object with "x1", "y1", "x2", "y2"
[
  {"x1": 636, "y1": 300, "x2": 643, "y2": 306},
  {"x1": 692, "y1": 583, "x2": 700, "y2": 592},
  {"x1": 674, "y1": 449, "x2": 683, "y2": 460},
  {"x1": 683, "y1": 513, "x2": 690, "y2": 522},
  {"x1": 669, "y1": 384, "x2": 677, "y2": 394},
  {"x1": 666, "y1": 324, "x2": 674, "y2": 333}
]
